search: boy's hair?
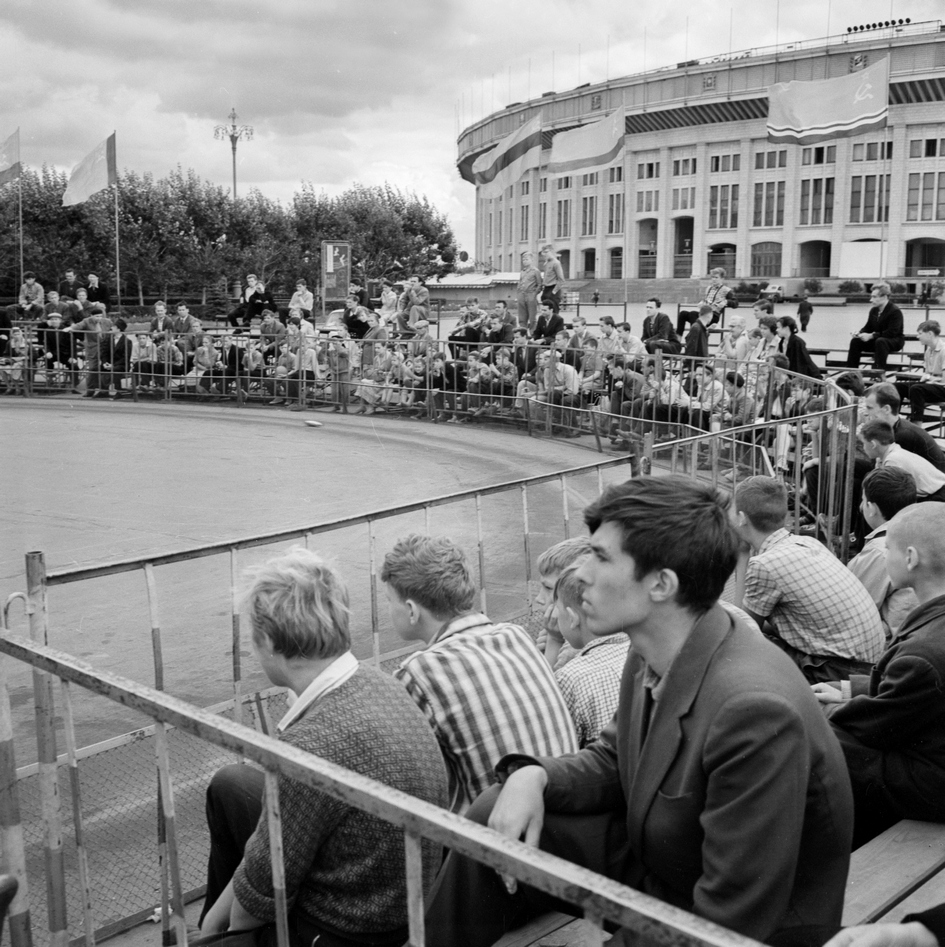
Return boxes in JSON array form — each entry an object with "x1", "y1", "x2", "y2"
[
  {"x1": 888, "y1": 505, "x2": 945, "y2": 574},
  {"x1": 753, "y1": 298, "x2": 774, "y2": 314},
  {"x1": 583, "y1": 476, "x2": 738, "y2": 612},
  {"x1": 647, "y1": 296, "x2": 661, "y2": 308},
  {"x1": 805, "y1": 397, "x2": 825, "y2": 414},
  {"x1": 918, "y1": 320, "x2": 941, "y2": 335},
  {"x1": 769, "y1": 353, "x2": 790, "y2": 370},
  {"x1": 833, "y1": 371, "x2": 866, "y2": 397},
  {"x1": 861, "y1": 418, "x2": 896, "y2": 445},
  {"x1": 583, "y1": 337, "x2": 599, "y2": 349},
  {"x1": 699, "y1": 304, "x2": 714, "y2": 317},
  {"x1": 777, "y1": 315, "x2": 798, "y2": 334},
  {"x1": 600, "y1": 316, "x2": 615, "y2": 327},
  {"x1": 862, "y1": 467, "x2": 917, "y2": 521},
  {"x1": 758, "y1": 315, "x2": 778, "y2": 333},
  {"x1": 496, "y1": 347, "x2": 512, "y2": 359},
  {"x1": 243, "y1": 547, "x2": 350, "y2": 659},
  {"x1": 725, "y1": 371, "x2": 745, "y2": 388},
  {"x1": 381, "y1": 534, "x2": 476, "y2": 617},
  {"x1": 553, "y1": 562, "x2": 585, "y2": 613},
  {"x1": 536, "y1": 537, "x2": 593, "y2": 577},
  {"x1": 735, "y1": 477, "x2": 788, "y2": 534}
]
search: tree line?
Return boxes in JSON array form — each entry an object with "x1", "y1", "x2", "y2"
[{"x1": 0, "y1": 167, "x2": 458, "y2": 305}]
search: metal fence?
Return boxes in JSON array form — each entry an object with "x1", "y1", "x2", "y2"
[{"x1": 0, "y1": 632, "x2": 766, "y2": 947}]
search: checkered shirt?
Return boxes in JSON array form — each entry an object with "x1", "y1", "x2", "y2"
[
  {"x1": 554, "y1": 633, "x2": 631, "y2": 747},
  {"x1": 394, "y1": 613, "x2": 579, "y2": 813},
  {"x1": 744, "y1": 528, "x2": 885, "y2": 663}
]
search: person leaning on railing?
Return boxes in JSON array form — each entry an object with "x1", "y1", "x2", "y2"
[{"x1": 199, "y1": 547, "x2": 448, "y2": 947}]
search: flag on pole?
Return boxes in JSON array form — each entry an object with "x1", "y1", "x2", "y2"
[
  {"x1": 767, "y1": 58, "x2": 889, "y2": 145},
  {"x1": 0, "y1": 129, "x2": 21, "y2": 187},
  {"x1": 547, "y1": 106, "x2": 626, "y2": 174},
  {"x1": 472, "y1": 115, "x2": 541, "y2": 197},
  {"x1": 62, "y1": 133, "x2": 117, "y2": 206}
]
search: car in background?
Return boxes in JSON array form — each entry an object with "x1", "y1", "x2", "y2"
[{"x1": 760, "y1": 283, "x2": 785, "y2": 303}]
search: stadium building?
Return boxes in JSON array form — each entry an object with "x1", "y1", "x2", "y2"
[{"x1": 456, "y1": 20, "x2": 945, "y2": 295}]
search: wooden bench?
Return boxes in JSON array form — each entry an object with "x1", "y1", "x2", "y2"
[{"x1": 843, "y1": 820, "x2": 945, "y2": 927}]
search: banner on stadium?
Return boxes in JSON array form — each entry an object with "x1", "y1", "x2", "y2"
[
  {"x1": 471, "y1": 115, "x2": 542, "y2": 196},
  {"x1": 0, "y1": 129, "x2": 21, "y2": 187},
  {"x1": 63, "y1": 132, "x2": 117, "y2": 206},
  {"x1": 546, "y1": 106, "x2": 626, "y2": 174},
  {"x1": 767, "y1": 58, "x2": 889, "y2": 145}
]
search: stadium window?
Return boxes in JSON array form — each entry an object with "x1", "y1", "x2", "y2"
[
  {"x1": 802, "y1": 148, "x2": 811, "y2": 166},
  {"x1": 910, "y1": 140, "x2": 923, "y2": 158},
  {"x1": 803, "y1": 146, "x2": 833, "y2": 166},
  {"x1": 849, "y1": 174, "x2": 890, "y2": 223},
  {"x1": 520, "y1": 205, "x2": 529, "y2": 241},
  {"x1": 800, "y1": 177, "x2": 834, "y2": 226},
  {"x1": 608, "y1": 166, "x2": 623, "y2": 183},
  {"x1": 750, "y1": 242, "x2": 782, "y2": 278},
  {"x1": 637, "y1": 161, "x2": 659, "y2": 179},
  {"x1": 922, "y1": 171, "x2": 935, "y2": 220},
  {"x1": 581, "y1": 196, "x2": 597, "y2": 236},
  {"x1": 508, "y1": 185, "x2": 514, "y2": 198},
  {"x1": 538, "y1": 202, "x2": 547, "y2": 239},
  {"x1": 521, "y1": 181, "x2": 530, "y2": 196},
  {"x1": 497, "y1": 211, "x2": 503, "y2": 243},
  {"x1": 582, "y1": 172, "x2": 599, "y2": 186},
  {"x1": 672, "y1": 158, "x2": 695, "y2": 176},
  {"x1": 938, "y1": 172, "x2": 945, "y2": 220},
  {"x1": 753, "y1": 181, "x2": 785, "y2": 227},
  {"x1": 557, "y1": 176, "x2": 571, "y2": 189},
  {"x1": 607, "y1": 193, "x2": 624, "y2": 234},
  {"x1": 928, "y1": 139, "x2": 939, "y2": 158},
  {"x1": 556, "y1": 199, "x2": 571, "y2": 237},
  {"x1": 711, "y1": 156, "x2": 719, "y2": 172},
  {"x1": 487, "y1": 213, "x2": 493, "y2": 246},
  {"x1": 508, "y1": 209, "x2": 514, "y2": 242},
  {"x1": 709, "y1": 184, "x2": 738, "y2": 229},
  {"x1": 540, "y1": 177, "x2": 548, "y2": 192}
]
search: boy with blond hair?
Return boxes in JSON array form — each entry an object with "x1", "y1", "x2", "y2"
[
  {"x1": 551, "y1": 563, "x2": 630, "y2": 746},
  {"x1": 535, "y1": 536, "x2": 593, "y2": 668}
]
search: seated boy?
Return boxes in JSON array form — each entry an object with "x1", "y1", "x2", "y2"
[
  {"x1": 534, "y1": 536, "x2": 593, "y2": 670},
  {"x1": 551, "y1": 563, "x2": 630, "y2": 747}
]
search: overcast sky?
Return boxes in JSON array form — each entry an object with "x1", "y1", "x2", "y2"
[{"x1": 4, "y1": 0, "x2": 939, "y2": 252}]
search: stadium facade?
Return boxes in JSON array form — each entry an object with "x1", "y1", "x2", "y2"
[{"x1": 456, "y1": 21, "x2": 945, "y2": 288}]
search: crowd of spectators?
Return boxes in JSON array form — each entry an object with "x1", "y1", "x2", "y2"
[{"x1": 195, "y1": 473, "x2": 945, "y2": 947}]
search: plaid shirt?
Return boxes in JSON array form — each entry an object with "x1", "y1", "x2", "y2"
[
  {"x1": 554, "y1": 633, "x2": 630, "y2": 747},
  {"x1": 744, "y1": 529, "x2": 885, "y2": 663},
  {"x1": 394, "y1": 613, "x2": 578, "y2": 812}
]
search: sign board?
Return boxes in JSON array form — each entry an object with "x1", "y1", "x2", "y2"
[
  {"x1": 320, "y1": 241, "x2": 351, "y2": 322},
  {"x1": 917, "y1": 269, "x2": 941, "y2": 276}
]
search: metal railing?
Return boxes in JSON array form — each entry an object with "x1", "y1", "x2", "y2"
[{"x1": 0, "y1": 631, "x2": 766, "y2": 947}]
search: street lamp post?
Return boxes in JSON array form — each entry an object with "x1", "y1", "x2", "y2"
[{"x1": 214, "y1": 108, "x2": 254, "y2": 200}]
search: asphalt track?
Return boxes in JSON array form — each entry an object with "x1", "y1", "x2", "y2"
[{"x1": 0, "y1": 398, "x2": 626, "y2": 760}]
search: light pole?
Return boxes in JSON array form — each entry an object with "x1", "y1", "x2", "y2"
[{"x1": 214, "y1": 108, "x2": 254, "y2": 200}]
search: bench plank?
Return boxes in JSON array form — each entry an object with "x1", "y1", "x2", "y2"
[
  {"x1": 842, "y1": 820, "x2": 945, "y2": 927},
  {"x1": 493, "y1": 912, "x2": 574, "y2": 947},
  {"x1": 880, "y1": 870, "x2": 945, "y2": 924}
]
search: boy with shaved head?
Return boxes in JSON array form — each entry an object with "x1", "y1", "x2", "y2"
[{"x1": 814, "y1": 503, "x2": 945, "y2": 845}]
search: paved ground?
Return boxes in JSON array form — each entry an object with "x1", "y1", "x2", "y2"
[{"x1": 0, "y1": 398, "x2": 621, "y2": 758}]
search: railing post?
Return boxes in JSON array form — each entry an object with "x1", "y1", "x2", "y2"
[
  {"x1": 474, "y1": 494, "x2": 488, "y2": 614},
  {"x1": 0, "y1": 646, "x2": 32, "y2": 947},
  {"x1": 144, "y1": 564, "x2": 165, "y2": 692},
  {"x1": 404, "y1": 831, "x2": 425, "y2": 947},
  {"x1": 369, "y1": 521, "x2": 381, "y2": 666},
  {"x1": 26, "y1": 552, "x2": 68, "y2": 947},
  {"x1": 263, "y1": 771, "x2": 290, "y2": 947},
  {"x1": 154, "y1": 724, "x2": 188, "y2": 947},
  {"x1": 228, "y1": 549, "x2": 243, "y2": 727},
  {"x1": 559, "y1": 474, "x2": 570, "y2": 539},
  {"x1": 520, "y1": 485, "x2": 533, "y2": 613}
]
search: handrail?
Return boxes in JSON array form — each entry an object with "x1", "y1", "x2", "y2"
[
  {"x1": 44, "y1": 455, "x2": 635, "y2": 586},
  {"x1": 0, "y1": 630, "x2": 764, "y2": 947}
]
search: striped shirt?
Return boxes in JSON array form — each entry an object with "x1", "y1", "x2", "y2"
[
  {"x1": 394, "y1": 613, "x2": 579, "y2": 813},
  {"x1": 554, "y1": 633, "x2": 630, "y2": 747}
]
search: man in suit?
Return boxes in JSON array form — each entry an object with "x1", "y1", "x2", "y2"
[
  {"x1": 58, "y1": 269, "x2": 84, "y2": 301},
  {"x1": 532, "y1": 302, "x2": 564, "y2": 345},
  {"x1": 641, "y1": 296, "x2": 681, "y2": 355},
  {"x1": 424, "y1": 475, "x2": 853, "y2": 947},
  {"x1": 847, "y1": 282, "x2": 905, "y2": 370}
]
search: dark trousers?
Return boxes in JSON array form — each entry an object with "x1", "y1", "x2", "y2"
[
  {"x1": 540, "y1": 285, "x2": 561, "y2": 316},
  {"x1": 676, "y1": 308, "x2": 721, "y2": 336},
  {"x1": 424, "y1": 785, "x2": 629, "y2": 947},
  {"x1": 907, "y1": 382, "x2": 945, "y2": 423},
  {"x1": 202, "y1": 764, "x2": 404, "y2": 947},
  {"x1": 762, "y1": 633, "x2": 874, "y2": 685},
  {"x1": 846, "y1": 336, "x2": 903, "y2": 370}
]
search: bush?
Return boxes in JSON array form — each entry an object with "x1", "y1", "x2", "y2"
[
  {"x1": 838, "y1": 280, "x2": 863, "y2": 295},
  {"x1": 889, "y1": 282, "x2": 908, "y2": 296},
  {"x1": 803, "y1": 278, "x2": 824, "y2": 295},
  {"x1": 735, "y1": 281, "x2": 763, "y2": 297}
]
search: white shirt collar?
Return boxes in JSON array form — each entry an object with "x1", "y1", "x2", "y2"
[{"x1": 276, "y1": 651, "x2": 359, "y2": 733}]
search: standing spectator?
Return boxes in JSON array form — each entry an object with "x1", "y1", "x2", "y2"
[
  {"x1": 516, "y1": 250, "x2": 542, "y2": 330},
  {"x1": 36, "y1": 311, "x2": 77, "y2": 383},
  {"x1": 902, "y1": 320, "x2": 945, "y2": 423},
  {"x1": 100, "y1": 318, "x2": 133, "y2": 398},
  {"x1": 550, "y1": 562, "x2": 630, "y2": 747},
  {"x1": 539, "y1": 245, "x2": 564, "y2": 315},
  {"x1": 64, "y1": 310, "x2": 114, "y2": 395},
  {"x1": 288, "y1": 279, "x2": 313, "y2": 319},
  {"x1": 676, "y1": 267, "x2": 731, "y2": 335},
  {"x1": 797, "y1": 291, "x2": 814, "y2": 332},
  {"x1": 641, "y1": 297, "x2": 681, "y2": 354},
  {"x1": 733, "y1": 476, "x2": 886, "y2": 682},
  {"x1": 16, "y1": 271, "x2": 45, "y2": 319},
  {"x1": 814, "y1": 504, "x2": 945, "y2": 846},
  {"x1": 341, "y1": 295, "x2": 369, "y2": 340},
  {"x1": 58, "y1": 268, "x2": 84, "y2": 300},
  {"x1": 385, "y1": 534, "x2": 578, "y2": 813},
  {"x1": 847, "y1": 467, "x2": 919, "y2": 641},
  {"x1": 327, "y1": 332, "x2": 350, "y2": 412},
  {"x1": 85, "y1": 273, "x2": 111, "y2": 313},
  {"x1": 846, "y1": 282, "x2": 905, "y2": 371}
]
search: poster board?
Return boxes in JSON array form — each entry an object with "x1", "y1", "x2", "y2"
[{"x1": 321, "y1": 241, "x2": 351, "y2": 323}]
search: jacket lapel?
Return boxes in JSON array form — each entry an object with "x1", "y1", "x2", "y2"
[{"x1": 625, "y1": 606, "x2": 733, "y2": 853}]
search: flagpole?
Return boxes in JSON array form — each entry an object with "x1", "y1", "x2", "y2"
[
  {"x1": 16, "y1": 128, "x2": 23, "y2": 288},
  {"x1": 880, "y1": 126, "x2": 889, "y2": 279},
  {"x1": 114, "y1": 179, "x2": 122, "y2": 314}
]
